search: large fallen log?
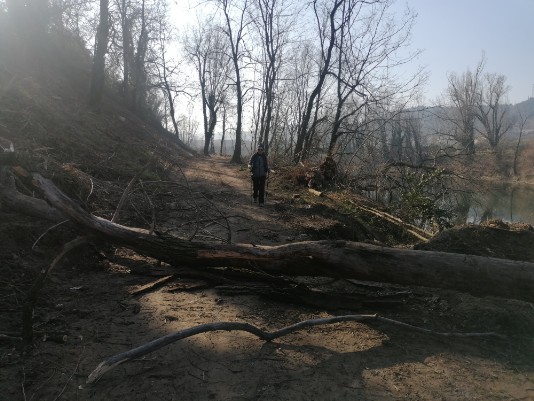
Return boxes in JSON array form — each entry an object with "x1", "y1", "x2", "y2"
[
  {"x1": 4, "y1": 172, "x2": 534, "y2": 302},
  {"x1": 0, "y1": 167, "x2": 65, "y2": 222}
]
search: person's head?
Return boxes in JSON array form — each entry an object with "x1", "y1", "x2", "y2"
[{"x1": 257, "y1": 144, "x2": 264, "y2": 153}]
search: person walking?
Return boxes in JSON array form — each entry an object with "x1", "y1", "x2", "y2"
[{"x1": 248, "y1": 143, "x2": 269, "y2": 206}]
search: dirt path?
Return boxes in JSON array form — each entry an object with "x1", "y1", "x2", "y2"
[
  {"x1": 1, "y1": 156, "x2": 534, "y2": 401},
  {"x1": 171, "y1": 155, "x2": 302, "y2": 245}
]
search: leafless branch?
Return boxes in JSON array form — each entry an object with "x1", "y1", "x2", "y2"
[
  {"x1": 87, "y1": 313, "x2": 504, "y2": 384},
  {"x1": 32, "y1": 220, "x2": 70, "y2": 250}
]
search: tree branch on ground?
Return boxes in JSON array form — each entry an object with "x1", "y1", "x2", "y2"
[{"x1": 86, "y1": 313, "x2": 505, "y2": 384}]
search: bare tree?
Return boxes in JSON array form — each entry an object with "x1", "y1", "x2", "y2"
[
  {"x1": 325, "y1": 0, "x2": 422, "y2": 159},
  {"x1": 116, "y1": 0, "x2": 133, "y2": 100},
  {"x1": 105, "y1": 0, "x2": 170, "y2": 114},
  {"x1": 130, "y1": 0, "x2": 149, "y2": 112},
  {"x1": 217, "y1": 0, "x2": 250, "y2": 164},
  {"x1": 513, "y1": 106, "x2": 534, "y2": 176},
  {"x1": 89, "y1": 0, "x2": 110, "y2": 109},
  {"x1": 475, "y1": 73, "x2": 513, "y2": 149},
  {"x1": 48, "y1": 0, "x2": 95, "y2": 39},
  {"x1": 278, "y1": 42, "x2": 316, "y2": 158},
  {"x1": 110, "y1": 0, "x2": 145, "y2": 108},
  {"x1": 250, "y1": 0, "x2": 294, "y2": 155},
  {"x1": 292, "y1": 0, "x2": 343, "y2": 163},
  {"x1": 380, "y1": 111, "x2": 424, "y2": 166},
  {"x1": 155, "y1": 53, "x2": 180, "y2": 137},
  {"x1": 445, "y1": 56, "x2": 485, "y2": 154},
  {"x1": 150, "y1": 3, "x2": 185, "y2": 138},
  {"x1": 219, "y1": 104, "x2": 227, "y2": 155},
  {"x1": 184, "y1": 20, "x2": 231, "y2": 155},
  {"x1": 176, "y1": 110, "x2": 200, "y2": 145}
]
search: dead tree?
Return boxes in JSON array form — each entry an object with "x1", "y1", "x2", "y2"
[{"x1": 2, "y1": 172, "x2": 533, "y2": 303}]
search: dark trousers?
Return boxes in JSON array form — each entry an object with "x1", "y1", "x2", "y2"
[{"x1": 252, "y1": 176, "x2": 267, "y2": 203}]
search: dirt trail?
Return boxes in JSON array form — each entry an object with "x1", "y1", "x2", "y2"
[
  {"x1": 173, "y1": 155, "x2": 302, "y2": 245},
  {"x1": 1, "y1": 156, "x2": 534, "y2": 401}
]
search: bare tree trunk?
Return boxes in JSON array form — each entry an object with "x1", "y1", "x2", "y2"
[
  {"x1": 120, "y1": 0, "x2": 131, "y2": 101},
  {"x1": 89, "y1": 0, "x2": 109, "y2": 110},
  {"x1": 219, "y1": 106, "x2": 226, "y2": 156},
  {"x1": 131, "y1": 0, "x2": 148, "y2": 112},
  {"x1": 220, "y1": 0, "x2": 246, "y2": 164},
  {"x1": 204, "y1": 94, "x2": 217, "y2": 155},
  {"x1": 230, "y1": 61, "x2": 243, "y2": 164},
  {"x1": 162, "y1": 73, "x2": 179, "y2": 137}
]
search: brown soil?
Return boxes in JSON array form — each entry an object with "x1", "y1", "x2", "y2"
[
  {"x1": 2, "y1": 155, "x2": 534, "y2": 401},
  {"x1": 415, "y1": 220, "x2": 534, "y2": 262}
]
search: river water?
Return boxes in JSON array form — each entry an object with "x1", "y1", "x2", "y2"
[{"x1": 457, "y1": 184, "x2": 534, "y2": 225}]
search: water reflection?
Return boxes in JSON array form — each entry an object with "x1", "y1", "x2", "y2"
[
  {"x1": 363, "y1": 184, "x2": 534, "y2": 228},
  {"x1": 458, "y1": 185, "x2": 534, "y2": 225}
]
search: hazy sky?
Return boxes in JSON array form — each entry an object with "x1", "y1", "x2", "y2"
[
  {"x1": 173, "y1": 0, "x2": 534, "y2": 105},
  {"x1": 397, "y1": 0, "x2": 534, "y2": 104}
]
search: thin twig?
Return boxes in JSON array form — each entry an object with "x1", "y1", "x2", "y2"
[
  {"x1": 138, "y1": 179, "x2": 156, "y2": 235},
  {"x1": 197, "y1": 191, "x2": 232, "y2": 243},
  {"x1": 21, "y1": 366, "x2": 27, "y2": 401},
  {"x1": 172, "y1": 162, "x2": 233, "y2": 243},
  {"x1": 112, "y1": 159, "x2": 152, "y2": 223},
  {"x1": 0, "y1": 333, "x2": 22, "y2": 342},
  {"x1": 129, "y1": 275, "x2": 175, "y2": 296},
  {"x1": 172, "y1": 164, "x2": 200, "y2": 241},
  {"x1": 32, "y1": 220, "x2": 70, "y2": 250},
  {"x1": 52, "y1": 346, "x2": 85, "y2": 401},
  {"x1": 85, "y1": 177, "x2": 94, "y2": 203}
]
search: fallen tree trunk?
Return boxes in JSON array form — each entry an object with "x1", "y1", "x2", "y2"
[
  {"x1": 4, "y1": 172, "x2": 534, "y2": 302},
  {"x1": 0, "y1": 167, "x2": 65, "y2": 222}
]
